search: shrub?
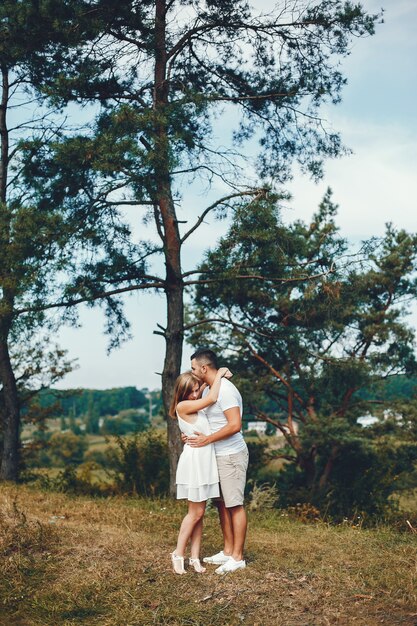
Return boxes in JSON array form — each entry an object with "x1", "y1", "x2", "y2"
[
  {"x1": 48, "y1": 431, "x2": 88, "y2": 466},
  {"x1": 35, "y1": 465, "x2": 109, "y2": 496},
  {"x1": 277, "y1": 437, "x2": 417, "y2": 522},
  {"x1": 101, "y1": 409, "x2": 149, "y2": 436},
  {"x1": 21, "y1": 429, "x2": 52, "y2": 469},
  {"x1": 245, "y1": 438, "x2": 271, "y2": 482},
  {"x1": 248, "y1": 482, "x2": 279, "y2": 511},
  {"x1": 83, "y1": 447, "x2": 108, "y2": 466},
  {"x1": 111, "y1": 429, "x2": 169, "y2": 496}
]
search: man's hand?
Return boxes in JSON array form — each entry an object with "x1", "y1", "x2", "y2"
[
  {"x1": 180, "y1": 432, "x2": 187, "y2": 444},
  {"x1": 187, "y1": 431, "x2": 211, "y2": 448}
]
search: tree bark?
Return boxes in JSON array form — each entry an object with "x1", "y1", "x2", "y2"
[
  {"x1": 0, "y1": 65, "x2": 20, "y2": 481},
  {"x1": 318, "y1": 445, "x2": 339, "y2": 490},
  {"x1": 154, "y1": 0, "x2": 184, "y2": 496},
  {"x1": 0, "y1": 336, "x2": 20, "y2": 481},
  {"x1": 298, "y1": 449, "x2": 317, "y2": 488},
  {"x1": 0, "y1": 65, "x2": 9, "y2": 201}
]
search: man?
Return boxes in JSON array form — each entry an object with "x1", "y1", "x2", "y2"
[{"x1": 187, "y1": 348, "x2": 249, "y2": 574}]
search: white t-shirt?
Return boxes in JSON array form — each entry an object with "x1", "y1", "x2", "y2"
[{"x1": 202, "y1": 378, "x2": 247, "y2": 456}]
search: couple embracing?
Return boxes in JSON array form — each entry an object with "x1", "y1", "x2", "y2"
[{"x1": 169, "y1": 348, "x2": 249, "y2": 575}]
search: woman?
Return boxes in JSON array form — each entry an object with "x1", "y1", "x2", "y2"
[{"x1": 169, "y1": 366, "x2": 232, "y2": 574}]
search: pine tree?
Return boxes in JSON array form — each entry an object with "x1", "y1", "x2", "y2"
[{"x1": 16, "y1": 1, "x2": 380, "y2": 491}]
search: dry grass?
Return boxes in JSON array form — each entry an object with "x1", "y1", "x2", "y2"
[{"x1": 0, "y1": 484, "x2": 416, "y2": 626}]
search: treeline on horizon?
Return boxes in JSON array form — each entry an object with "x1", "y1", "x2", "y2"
[
  {"x1": 37, "y1": 386, "x2": 151, "y2": 419},
  {"x1": 34, "y1": 374, "x2": 417, "y2": 424}
]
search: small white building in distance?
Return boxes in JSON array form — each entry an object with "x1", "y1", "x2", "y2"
[
  {"x1": 246, "y1": 420, "x2": 300, "y2": 444},
  {"x1": 246, "y1": 421, "x2": 268, "y2": 435}
]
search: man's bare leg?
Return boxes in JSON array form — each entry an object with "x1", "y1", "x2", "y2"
[
  {"x1": 215, "y1": 500, "x2": 234, "y2": 555},
  {"x1": 229, "y1": 505, "x2": 247, "y2": 561}
]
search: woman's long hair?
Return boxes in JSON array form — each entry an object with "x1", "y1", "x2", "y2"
[{"x1": 169, "y1": 371, "x2": 200, "y2": 418}]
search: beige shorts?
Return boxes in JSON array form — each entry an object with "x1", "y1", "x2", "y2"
[{"x1": 216, "y1": 448, "x2": 249, "y2": 508}]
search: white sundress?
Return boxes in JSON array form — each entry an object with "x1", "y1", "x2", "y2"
[{"x1": 176, "y1": 410, "x2": 220, "y2": 502}]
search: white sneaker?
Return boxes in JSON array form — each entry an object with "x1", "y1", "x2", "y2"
[
  {"x1": 202, "y1": 550, "x2": 231, "y2": 565},
  {"x1": 215, "y1": 557, "x2": 246, "y2": 575}
]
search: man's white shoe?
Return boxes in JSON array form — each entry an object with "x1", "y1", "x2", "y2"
[
  {"x1": 215, "y1": 557, "x2": 246, "y2": 575},
  {"x1": 202, "y1": 550, "x2": 231, "y2": 565}
]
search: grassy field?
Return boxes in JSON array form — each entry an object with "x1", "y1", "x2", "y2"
[{"x1": 1, "y1": 484, "x2": 416, "y2": 626}]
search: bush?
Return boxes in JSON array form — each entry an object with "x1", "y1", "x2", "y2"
[
  {"x1": 48, "y1": 431, "x2": 88, "y2": 466},
  {"x1": 34, "y1": 465, "x2": 109, "y2": 496},
  {"x1": 83, "y1": 447, "x2": 108, "y2": 466},
  {"x1": 101, "y1": 409, "x2": 149, "y2": 436},
  {"x1": 277, "y1": 437, "x2": 417, "y2": 522},
  {"x1": 21, "y1": 429, "x2": 52, "y2": 469},
  {"x1": 248, "y1": 482, "x2": 279, "y2": 511},
  {"x1": 245, "y1": 438, "x2": 271, "y2": 482},
  {"x1": 111, "y1": 429, "x2": 169, "y2": 496}
]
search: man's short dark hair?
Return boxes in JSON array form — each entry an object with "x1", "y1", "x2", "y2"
[{"x1": 191, "y1": 348, "x2": 218, "y2": 370}]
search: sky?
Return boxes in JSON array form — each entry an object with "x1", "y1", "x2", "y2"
[{"x1": 55, "y1": 0, "x2": 417, "y2": 391}]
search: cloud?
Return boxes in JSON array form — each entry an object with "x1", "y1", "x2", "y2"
[{"x1": 285, "y1": 115, "x2": 417, "y2": 240}]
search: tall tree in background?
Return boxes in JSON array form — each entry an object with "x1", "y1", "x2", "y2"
[
  {"x1": 0, "y1": 1, "x2": 137, "y2": 480},
  {"x1": 20, "y1": 1, "x2": 380, "y2": 491},
  {"x1": 187, "y1": 191, "x2": 417, "y2": 514}
]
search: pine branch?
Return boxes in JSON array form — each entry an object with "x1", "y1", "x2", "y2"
[
  {"x1": 180, "y1": 188, "x2": 266, "y2": 243},
  {"x1": 244, "y1": 340, "x2": 305, "y2": 409},
  {"x1": 15, "y1": 280, "x2": 166, "y2": 315},
  {"x1": 183, "y1": 265, "x2": 335, "y2": 286}
]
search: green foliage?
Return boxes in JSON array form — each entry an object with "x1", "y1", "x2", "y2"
[
  {"x1": 278, "y1": 436, "x2": 417, "y2": 521},
  {"x1": 188, "y1": 190, "x2": 417, "y2": 518},
  {"x1": 0, "y1": 0, "x2": 143, "y2": 480},
  {"x1": 48, "y1": 431, "x2": 88, "y2": 467},
  {"x1": 38, "y1": 387, "x2": 147, "y2": 419},
  {"x1": 101, "y1": 409, "x2": 149, "y2": 436},
  {"x1": 21, "y1": 428, "x2": 52, "y2": 469},
  {"x1": 245, "y1": 438, "x2": 271, "y2": 483},
  {"x1": 110, "y1": 430, "x2": 169, "y2": 496},
  {"x1": 83, "y1": 448, "x2": 108, "y2": 467},
  {"x1": 34, "y1": 465, "x2": 105, "y2": 496},
  {"x1": 12, "y1": 0, "x2": 382, "y2": 338},
  {"x1": 0, "y1": 0, "x2": 381, "y2": 488},
  {"x1": 26, "y1": 1, "x2": 380, "y2": 182}
]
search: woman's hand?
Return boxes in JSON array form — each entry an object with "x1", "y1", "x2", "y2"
[
  {"x1": 218, "y1": 367, "x2": 233, "y2": 379},
  {"x1": 199, "y1": 382, "x2": 209, "y2": 394}
]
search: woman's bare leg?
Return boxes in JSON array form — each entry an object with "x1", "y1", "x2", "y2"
[
  {"x1": 189, "y1": 517, "x2": 207, "y2": 572},
  {"x1": 190, "y1": 518, "x2": 203, "y2": 559},
  {"x1": 175, "y1": 501, "x2": 206, "y2": 557}
]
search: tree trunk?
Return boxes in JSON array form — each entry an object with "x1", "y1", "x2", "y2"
[
  {"x1": 163, "y1": 286, "x2": 184, "y2": 496},
  {"x1": 0, "y1": 65, "x2": 9, "y2": 200},
  {"x1": 298, "y1": 449, "x2": 317, "y2": 488},
  {"x1": 0, "y1": 338, "x2": 20, "y2": 481},
  {"x1": 0, "y1": 65, "x2": 20, "y2": 481},
  {"x1": 154, "y1": 0, "x2": 184, "y2": 496},
  {"x1": 318, "y1": 445, "x2": 338, "y2": 490}
]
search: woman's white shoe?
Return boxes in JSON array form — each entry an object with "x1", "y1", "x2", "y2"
[
  {"x1": 189, "y1": 558, "x2": 206, "y2": 573},
  {"x1": 171, "y1": 552, "x2": 186, "y2": 574}
]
